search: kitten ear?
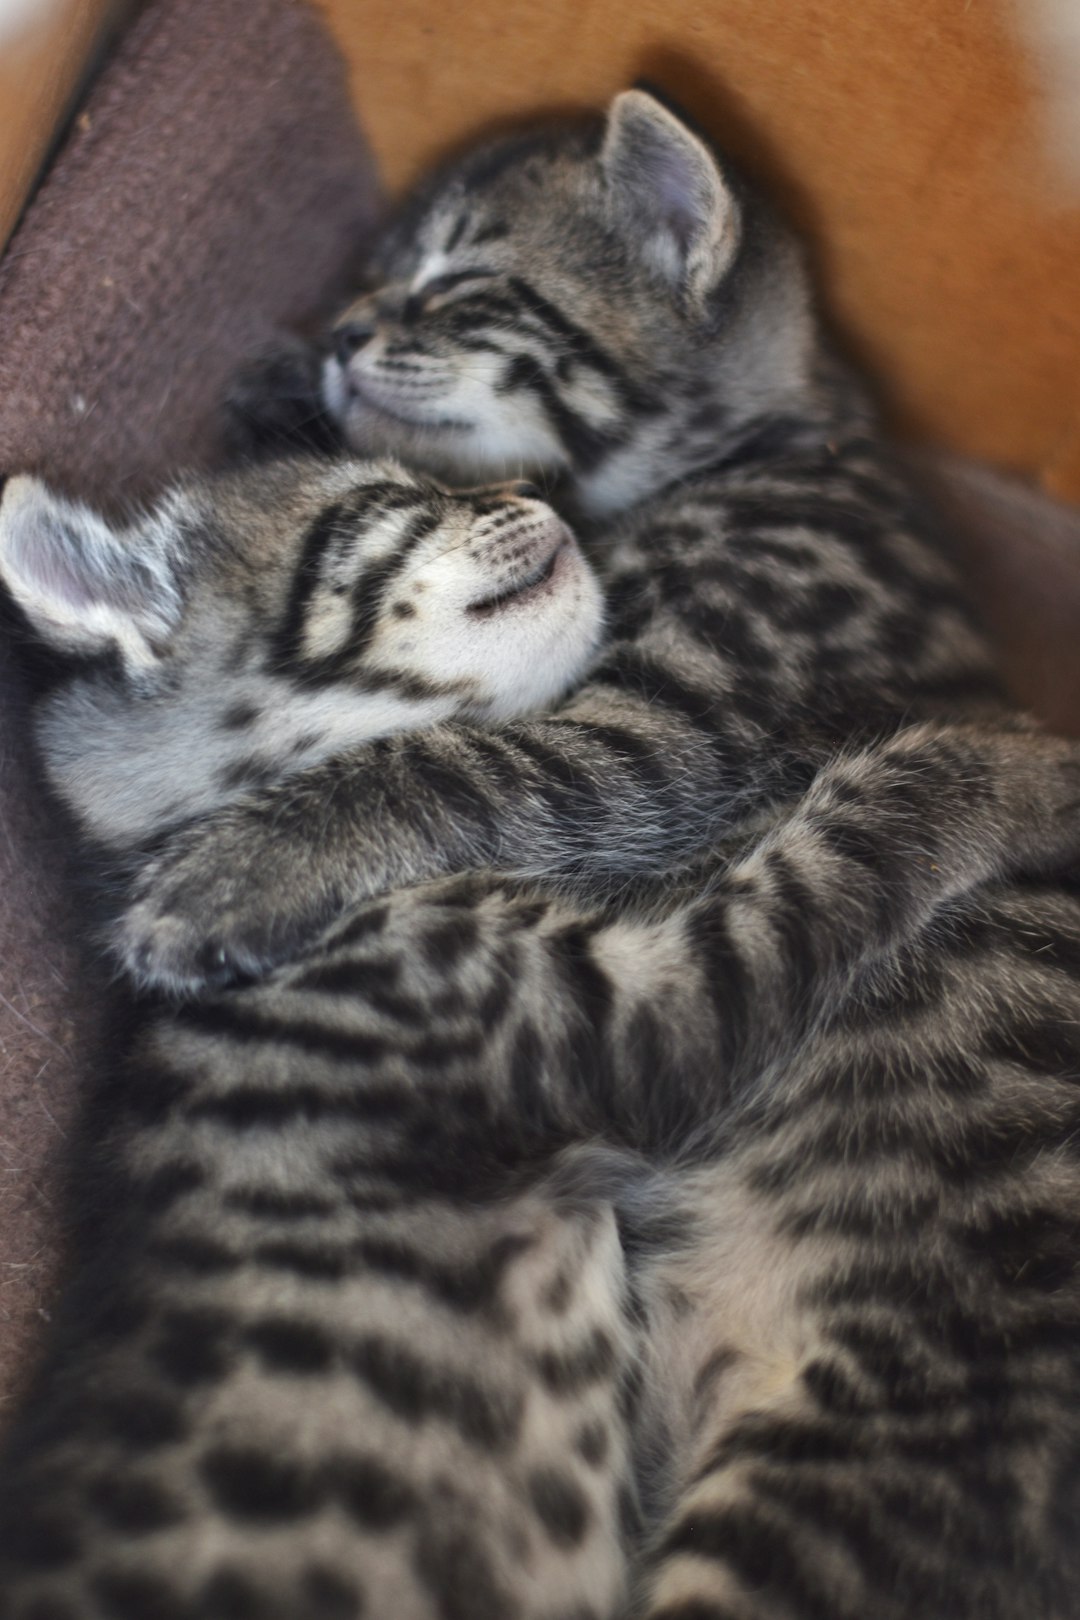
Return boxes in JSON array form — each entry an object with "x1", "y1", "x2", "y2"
[
  {"x1": 601, "y1": 89, "x2": 740, "y2": 304},
  {"x1": 0, "y1": 475, "x2": 183, "y2": 670}
]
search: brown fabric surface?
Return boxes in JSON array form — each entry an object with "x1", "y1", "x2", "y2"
[
  {"x1": 0, "y1": 0, "x2": 378, "y2": 1417},
  {"x1": 0, "y1": 636, "x2": 93, "y2": 1423}
]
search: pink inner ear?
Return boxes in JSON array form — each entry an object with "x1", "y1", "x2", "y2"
[
  {"x1": 13, "y1": 522, "x2": 116, "y2": 617},
  {"x1": 4, "y1": 500, "x2": 164, "y2": 636},
  {"x1": 33, "y1": 537, "x2": 106, "y2": 613},
  {"x1": 615, "y1": 110, "x2": 718, "y2": 255},
  {"x1": 650, "y1": 149, "x2": 708, "y2": 251}
]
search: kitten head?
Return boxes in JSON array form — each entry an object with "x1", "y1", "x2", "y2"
[
  {"x1": 0, "y1": 460, "x2": 602, "y2": 845},
  {"x1": 323, "y1": 89, "x2": 824, "y2": 517}
]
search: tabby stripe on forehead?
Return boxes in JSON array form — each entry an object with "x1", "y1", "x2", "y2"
[
  {"x1": 444, "y1": 214, "x2": 468, "y2": 252},
  {"x1": 272, "y1": 485, "x2": 431, "y2": 677},
  {"x1": 427, "y1": 268, "x2": 499, "y2": 299},
  {"x1": 272, "y1": 500, "x2": 347, "y2": 674},
  {"x1": 341, "y1": 507, "x2": 442, "y2": 667}
]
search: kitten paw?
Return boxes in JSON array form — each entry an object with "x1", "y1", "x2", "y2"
[
  {"x1": 223, "y1": 337, "x2": 342, "y2": 460},
  {"x1": 113, "y1": 831, "x2": 342, "y2": 995}
]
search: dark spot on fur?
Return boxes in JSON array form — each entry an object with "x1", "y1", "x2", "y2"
[
  {"x1": 201, "y1": 1568, "x2": 264, "y2": 1620},
  {"x1": 92, "y1": 1568, "x2": 187, "y2": 1620},
  {"x1": 135, "y1": 1159, "x2": 205, "y2": 1214},
  {"x1": 149, "y1": 1235, "x2": 238, "y2": 1275},
  {"x1": 244, "y1": 1315, "x2": 335, "y2": 1374},
  {"x1": 693, "y1": 1346, "x2": 741, "y2": 1403},
  {"x1": 354, "y1": 1229, "x2": 531, "y2": 1313},
  {"x1": 349, "y1": 1336, "x2": 522, "y2": 1450},
  {"x1": 542, "y1": 1269, "x2": 574, "y2": 1313},
  {"x1": 574, "y1": 1420, "x2": 609, "y2": 1468},
  {"x1": 420, "y1": 913, "x2": 480, "y2": 967},
  {"x1": 801, "y1": 1355, "x2": 870, "y2": 1416},
  {"x1": 150, "y1": 1306, "x2": 233, "y2": 1387},
  {"x1": 225, "y1": 1186, "x2": 336, "y2": 1219},
  {"x1": 392, "y1": 600, "x2": 417, "y2": 619},
  {"x1": 302, "y1": 1566, "x2": 365, "y2": 1617},
  {"x1": 527, "y1": 1467, "x2": 590, "y2": 1546},
  {"x1": 201, "y1": 1445, "x2": 323, "y2": 1522},
  {"x1": 986, "y1": 1014, "x2": 1080, "y2": 1082},
  {"x1": 219, "y1": 755, "x2": 281, "y2": 794},
  {"x1": 471, "y1": 218, "x2": 510, "y2": 246},
  {"x1": 329, "y1": 1454, "x2": 415, "y2": 1528},
  {"x1": 445, "y1": 214, "x2": 469, "y2": 252},
  {"x1": 219, "y1": 701, "x2": 261, "y2": 732},
  {"x1": 531, "y1": 1327, "x2": 616, "y2": 1394},
  {"x1": 661, "y1": 1502, "x2": 838, "y2": 1613},
  {"x1": 97, "y1": 1388, "x2": 187, "y2": 1450},
  {"x1": 414, "y1": 1518, "x2": 513, "y2": 1620},
  {"x1": 254, "y1": 1239, "x2": 351, "y2": 1280},
  {"x1": 92, "y1": 1473, "x2": 185, "y2": 1535}
]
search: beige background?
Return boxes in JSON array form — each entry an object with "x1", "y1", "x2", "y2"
[{"x1": 0, "y1": 0, "x2": 124, "y2": 248}]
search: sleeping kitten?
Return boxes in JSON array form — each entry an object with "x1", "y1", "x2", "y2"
[
  {"x1": 1, "y1": 458, "x2": 1079, "y2": 1618},
  {"x1": 129, "y1": 90, "x2": 1006, "y2": 996},
  {"x1": 0, "y1": 460, "x2": 600, "y2": 857}
]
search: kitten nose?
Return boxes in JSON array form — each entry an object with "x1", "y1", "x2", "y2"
[{"x1": 333, "y1": 323, "x2": 374, "y2": 364}]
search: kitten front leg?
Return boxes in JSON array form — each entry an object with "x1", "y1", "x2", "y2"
[
  {"x1": 111, "y1": 690, "x2": 734, "y2": 994},
  {"x1": 114, "y1": 712, "x2": 1080, "y2": 1021},
  {"x1": 112, "y1": 738, "x2": 493, "y2": 994}
]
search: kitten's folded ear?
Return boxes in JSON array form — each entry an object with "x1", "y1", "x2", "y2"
[
  {"x1": 601, "y1": 89, "x2": 740, "y2": 306},
  {"x1": 0, "y1": 475, "x2": 184, "y2": 671}
]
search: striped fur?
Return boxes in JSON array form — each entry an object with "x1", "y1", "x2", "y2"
[
  {"x1": 1, "y1": 700, "x2": 1079, "y2": 1616},
  {"x1": 144, "y1": 94, "x2": 1005, "y2": 994},
  {"x1": 0, "y1": 459, "x2": 601, "y2": 860},
  {"x1": 2, "y1": 89, "x2": 1080, "y2": 1620}
]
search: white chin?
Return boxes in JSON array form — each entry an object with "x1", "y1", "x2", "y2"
[
  {"x1": 343, "y1": 413, "x2": 477, "y2": 482},
  {"x1": 337, "y1": 409, "x2": 530, "y2": 487}
]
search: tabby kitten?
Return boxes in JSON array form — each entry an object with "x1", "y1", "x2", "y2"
[
  {"x1": 124, "y1": 89, "x2": 1004, "y2": 993},
  {"x1": 0, "y1": 460, "x2": 601, "y2": 854},
  {"x1": 1, "y1": 462, "x2": 1080, "y2": 1619}
]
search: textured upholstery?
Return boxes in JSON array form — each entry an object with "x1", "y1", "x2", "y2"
[{"x1": 0, "y1": 0, "x2": 378, "y2": 1412}]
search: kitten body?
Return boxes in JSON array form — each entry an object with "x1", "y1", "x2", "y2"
[
  {"x1": 3, "y1": 93, "x2": 1080, "y2": 1620},
  {"x1": 144, "y1": 94, "x2": 1001, "y2": 994},
  {"x1": 1, "y1": 456, "x2": 1078, "y2": 1614}
]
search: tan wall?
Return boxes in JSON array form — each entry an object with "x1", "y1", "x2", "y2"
[
  {"x1": 0, "y1": 0, "x2": 122, "y2": 249},
  {"x1": 314, "y1": 0, "x2": 1080, "y2": 503}
]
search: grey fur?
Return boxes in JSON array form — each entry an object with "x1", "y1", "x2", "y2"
[
  {"x1": 3, "y1": 90, "x2": 1080, "y2": 1620},
  {"x1": 123, "y1": 92, "x2": 1003, "y2": 995}
]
